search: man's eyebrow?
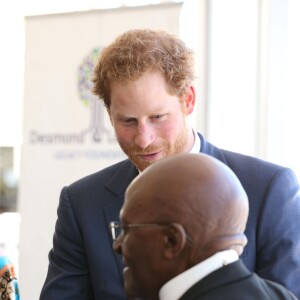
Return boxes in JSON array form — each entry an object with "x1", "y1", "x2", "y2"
[{"x1": 114, "y1": 113, "x2": 134, "y2": 119}]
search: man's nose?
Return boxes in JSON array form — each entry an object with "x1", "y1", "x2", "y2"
[{"x1": 134, "y1": 122, "x2": 155, "y2": 149}]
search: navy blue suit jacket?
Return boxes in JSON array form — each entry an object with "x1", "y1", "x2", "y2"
[
  {"x1": 179, "y1": 260, "x2": 297, "y2": 300},
  {"x1": 40, "y1": 133, "x2": 300, "y2": 299}
]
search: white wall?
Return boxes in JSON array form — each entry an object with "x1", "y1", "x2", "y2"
[{"x1": 0, "y1": 4, "x2": 24, "y2": 146}]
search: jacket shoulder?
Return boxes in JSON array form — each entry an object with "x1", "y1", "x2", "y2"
[{"x1": 198, "y1": 132, "x2": 289, "y2": 175}]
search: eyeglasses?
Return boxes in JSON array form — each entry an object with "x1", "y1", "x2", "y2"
[{"x1": 109, "y1": 221, "x2": 192, "y2": 243}]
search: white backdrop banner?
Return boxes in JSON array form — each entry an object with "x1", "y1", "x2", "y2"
[{"x1": 18, "y1": 3, "x2": 182, "y2": 299}]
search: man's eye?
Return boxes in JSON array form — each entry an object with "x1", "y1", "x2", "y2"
[
  {"x1": 152, "y1": 114, "x2": 164, "y2": 119},
  {"x1": 121, "y1": 118, "x2": 136, "y2": 125}
]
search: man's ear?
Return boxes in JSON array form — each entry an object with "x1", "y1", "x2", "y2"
[
  {"x1": 163, "y1": 223, "x2": 188, "y2": 260},
  {"x1": 182, "y1": 85, "x2": 196, "y2": 116}
]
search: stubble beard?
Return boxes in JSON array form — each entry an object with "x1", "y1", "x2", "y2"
[{"x1": 119, "y1": 121, "x2": 189, "y2": 172}]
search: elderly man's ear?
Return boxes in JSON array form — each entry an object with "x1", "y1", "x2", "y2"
[{"x1": 163, "y1": 223, "x2": 189, "y2": 259}]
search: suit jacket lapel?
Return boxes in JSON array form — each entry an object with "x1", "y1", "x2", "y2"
[
  {"x1": 103, "y1": 159, "x2": 138, "y2": 229},
  {"x1": 106, "y1": 159, "x2": 138, "y2": 196},
  {"x1": 103, "y1": 159, "x2": 139, "y2": 284}
]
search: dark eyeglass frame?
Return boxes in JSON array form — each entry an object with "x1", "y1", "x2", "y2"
[{"x1": 109, "y1": 221, "x2": 192, "y2": 243}]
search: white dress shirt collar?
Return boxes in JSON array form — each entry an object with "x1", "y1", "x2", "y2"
[
  {"x1": 159, "y1": 249, "x2": 239, "y2": 300},
  {"x1": 190, "y1": 129, "x2": 201, "y2": 153}
]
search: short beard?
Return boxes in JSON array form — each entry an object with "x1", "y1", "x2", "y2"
[{"x1": 119, "y1": 121, "x2": 189, "y2": 171}]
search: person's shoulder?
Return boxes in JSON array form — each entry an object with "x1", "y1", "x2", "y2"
[
  {"x1": 198, "y1": 132, "x2": 290, "y2": 174},
  {"x1": 222, "y1": 148, "x2": 283, "y2": 172}
]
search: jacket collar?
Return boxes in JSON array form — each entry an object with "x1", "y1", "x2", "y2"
[{"x1": 106, "y1": 159, "x2": 139, "y2": 196}]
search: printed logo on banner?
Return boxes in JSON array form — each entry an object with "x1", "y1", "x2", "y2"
[
  {"x1": 29, "y1": 47, "x2": 115, "y2": 145},
  {"x1": 28, "y1": 47, "x2": 124, "y2": 161},
  {"x1": 78, "y1": 47, "x2": 115, "y2": 143}
]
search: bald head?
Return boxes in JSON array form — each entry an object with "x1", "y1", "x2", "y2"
[
  {"x1": 115, "y1": 153, "x2": 249, "y2": 300},
  {"x1": 124, "y1": 153, "x2": 249, "y2": 259}
]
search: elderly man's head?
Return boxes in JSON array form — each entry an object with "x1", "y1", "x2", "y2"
[{"x1": 113, "y1": 153, "x2": 249, "y2": 300}]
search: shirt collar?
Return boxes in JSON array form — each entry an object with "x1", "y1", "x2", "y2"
[
  {"x1": 190, "y1": 129, "x2": 200, "y2": 153},
  {"x1": 159, "y1": 249, "x2": 239, "y2": 300}
]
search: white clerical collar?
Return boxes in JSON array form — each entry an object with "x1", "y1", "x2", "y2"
[{"x1": 159, "y1": 249, "x2": 238, "y2": 300}]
